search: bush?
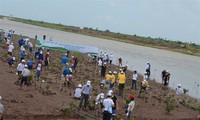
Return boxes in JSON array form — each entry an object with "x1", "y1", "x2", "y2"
[{"x1": 165, "y1": 103, "x2": 175, "y2": 114}]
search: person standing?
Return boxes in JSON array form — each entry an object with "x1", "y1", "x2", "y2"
[
  {"x1": 71, "y1": 56, "x2": 78, "y2": 73},
  {"x1": 132, "y1": 71, "x2": 138, "y2": 90},
  {"x1": 0, "y1": 96, "x2": 4, "y2": 120},
  {"x1": 79, "y1": 81, "x2": 92, "y2": 110},
  {"x1": 118, "y1": 71, "x2": 126, "y2": 96},
  {"x1": 61, "y1": 53, "x2": 68, "y2": 65},
  {"x1": 105, "y1": 71, "x2": 112, "y2": 88},
  {"x1": 35, "y1": 60, "x2": 42, "y2": 81},
  {"x1": 109, "y1": 53, "x2": 113, "y2": 67},
  {"x1": 126, "y1": 95, "x2": 135, "y2": 120},
  {"x1": 20, "y1": 65, "x2": 30, "y2": 91},
  {"x1": 146, "y1": 62, "x2": 151, "y2": 79},
  {"x1": 110, "y1": 72, "x2": 116, "y2": 89},
  {"x1": 101, "y1": 62, "x2": 107, "y2": 78},
  {"x1": 108, "y1": 90, "x2": 118, "y2": 120},
  {"x1": 118, "y1": 57, "x2": 122, "y2": 67},
  {"x1": 44, "y1": 52, "x2": 50, "y2": 69},
  {"x1": 103, "y1": 92, "x2": 114, "y2": 120},
  {"x1": 7, "y1": 42, "x2": 14, "y2": 56}
]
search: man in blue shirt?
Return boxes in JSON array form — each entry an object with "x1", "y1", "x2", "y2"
[
  {"x1": 79, "y1": 80, "x2": 92, "y2": 110},
  {"x1": 8, "y1": 57, "x2": 15, "y2": 66},
  {"x1": 27, "y1": 61, "x2": 35, "y2": 69},
  {"x1": 61, "y1": 53, "x2": 68, "y2": 65}
]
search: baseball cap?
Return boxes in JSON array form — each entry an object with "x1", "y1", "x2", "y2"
[
  {"x1": 22, "y1": 60, "x2": 26, "y2": 63},
  {"x1": 177, "y1": 84, "x2": 181, "y2": 87},
  {"x1": 108, "y1": 71, "x2": 112, "y2": 74},
  {"x1": 13, "y1": 57, "x2": 15, "y2": 60},
  {"x1": 129, "y1": 95, "x2": 135, "y2": 99},
  {"x1": 24, "y1": 64, "x2": 28, "y2": 68},
  {"x1": 78, "y1": 84, "x2": 82, "y2": 88},
  {"x1": 107, "y1": 92, "x2": 112, "y2": 97},
  {"x1": 108, "y1": 90, "x2": 113, "y2": 95},
  {"x1": 87, "y1": 80, "x2": 91, "y2": 85}
]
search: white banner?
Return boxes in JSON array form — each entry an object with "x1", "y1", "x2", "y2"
[{"x1": 36, "y1": 39, "x2": 98, "y2": 55}]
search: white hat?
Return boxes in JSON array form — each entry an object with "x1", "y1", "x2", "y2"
[
  {"x1": 87, "y1": 80, "x2": 91, "y2": 85},
  {"x1": 177, "y1": 84, "x2": 181, "y2": 87},
  {"x1": 13, "y1": 57, "x2": 15, "y2": 60},
  {"x1": 108, "y1": 90, "x2": 113, "y2": 94},
  {"x1": 40, "y1": 51, "x2": 43, "y2": 54},
  {"x1": 107, "y1": 92, "x2": 112, "y2": 97},
  {"x1": 104, "y1": 62, "x2": 107, "y2": 65},
  {"x1": 100, "y1": 93, "x2": 104, "y2": 98},
  {"x1": 120, "y1": 71, "x2": 124, "y2": 74},
  {"x1": 144, "y1": 72, "x2": 147, "y2": 74},
  {"x1": 11, "y1": 42, "x2": 13, "y2": 45},
  {"x1": 108, "y1": 71, "x2": 112, "y2": 74},
  {"x1": 71, "y1": 56, "x2": 74, "y2": 58},
  {"x1": 22, "y1": 60, "x2": 26, "y2": 63},
  {"x1": 24, "y1": 64, "x2": 28, "y2": 68},
  {"x1": 65, "y1": 53, "x2": 67, "y2": 56},
  {"x1": 78, "y1": 84, "x2": 82, "y2": 88},
  {"x1": 113, "y1": 71, "x2": 117, "y2": 74},
  {"x1": 47, "y1": 52, "x2": 50, "y2": 54}
]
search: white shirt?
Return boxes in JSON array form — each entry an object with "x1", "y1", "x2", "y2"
[
  {"x1": 176, "y1": 88, "x2": 184, "y2": 95},
  {"x1": 8, "y1": 44, "x2": 14, "y2": 52},
  {"x1": 6, "y1": 39, "x2": 10, "y2": 45},
  {"x1": 132, "y1": 73, "x2": 138, "y2": 80},
  {"x1": 17, "y1": 63, "x2": 25, "y2": 72},
  {"x1": 22, "y1": 68, "x2": 30, "y2": 77},
  {"x1": 74, "y1": 88, "x2": 82, "y2": 98},
  {"x1": 37, "y1": 63, "x2": 42, "y2": 71},
  {"x1": 128, "y1": 101, "x2": 135, "y2": 112},
  {"x1": 143, "y1": 74, "x2": 148, "y2": 80},
  {"x1": 109, "y1": 54, "x2": 113, "y2": 61},
  {"x1": 103, "y1": 98, "x2": 114, "y2": 113},
  {"x1": 20, "y1": 46, "x2": 25, "y2": 52},
  {"x1": 98, "y1": 59, "x2": 102, "y2": 66},
  {"x1": 28, "y1": 42, "x2": 33, "y2": 48}
]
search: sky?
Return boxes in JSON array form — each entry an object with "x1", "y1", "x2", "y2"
[{"x1": 0, "y1": 0, "x2": 200, "y2": 44}]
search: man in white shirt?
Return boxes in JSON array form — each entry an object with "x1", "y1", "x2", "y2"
[
  {"x1": 15, "y1": 60, "x2": 26, "y2": 85},
  {"x1": 8, "y1": 42, "x2": 14, "y2": 56},
  {"x1": 132, "y1": 70, "x2": 138, "y2": 90},
  {"x1": 74, "y1": 84, "x2": 82, "y2": 99},
  {"x1": 103, "y1": 92, "x2": 114, "y2": 120},
  {"x1": 20, "y1": 65, "x2": 30, "y2": 91},
  {"x1": 176, "y1": 84, "x2": 184, "y2": 95}
]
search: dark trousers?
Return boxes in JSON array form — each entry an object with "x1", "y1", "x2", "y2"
[
  {"x1": 103, "y1": 111, "x2": 112, "y2": 120},
  {"x1": 119, "y1": 83, "x2": 125, "y2": 96},
  {"x1": 132, "y1": 80, "x2": 137, "y2": 90},
  {"x1": 79, "y1": 93, "x2": 89, "y2": 109}
]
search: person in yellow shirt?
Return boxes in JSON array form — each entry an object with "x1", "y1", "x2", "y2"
[
  {"x1": 110, "y1": 72, "x2": 116, "y2": 89},
  {"x1": 118, "y1": 71, "x2": 126, "y2": 96},
  {"x1": 139, "y1": 79, "x2": 149, "y2": 97},
  {"x1": 105, "y1": 71, "x2": 112, "y2": 88}
]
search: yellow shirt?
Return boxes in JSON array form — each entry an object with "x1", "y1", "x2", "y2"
[
  {"x1": 111, "y1": 74, "x2": 115, "y2": 83},
  {"x1": 118, "y1": 73, "x2": 126, "y2": 84},
  {"x1": 142, "y1": 80, "x2": 148, "y2": 87},
  {"x1": 105, "y1": 74, "x2": 112, "y2": 81}
]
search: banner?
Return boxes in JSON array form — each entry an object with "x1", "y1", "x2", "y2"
[{"x1": 36, "y1": 39, "x2": 98, "y2": 55}]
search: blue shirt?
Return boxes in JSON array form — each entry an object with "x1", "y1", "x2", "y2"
[
  {"x1": 82, "y1": 84, "x2": 92, "y2": 95},
  {"x1": 61, "y1": 56, "x2": 68, "y2": 64},
  {"x1": 20, "y1": 51, "x2": 26, "y2": 59},
  {"x1": 27, "y1": 61, "x2": 35, "y2": 67},
  {"x1": 8, "y1": 57, "x2": 14, "y2": 64},
  {"x1": 38, "y1": 53, "x2": 44, "y2": 61}
]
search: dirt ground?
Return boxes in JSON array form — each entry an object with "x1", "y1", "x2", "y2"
[{"x1": 0, "y1": 35, "x2": 199, "y2": 120}]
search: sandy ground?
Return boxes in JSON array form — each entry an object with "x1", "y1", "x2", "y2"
[{"x1": 0, "y1": 18, "x2": 200, "y2": 99}]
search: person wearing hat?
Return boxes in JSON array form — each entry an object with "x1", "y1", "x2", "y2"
[
  {"x1": 126, "y1": 95, "x2": 135, "y2": 120},
  {"x1": 35, "y1": 60, "x2": 42, "y2": 81},
  {"x1": 62, "y1": 63, "x2": 70, "y2": 86},
  {"x1": 118, "y1": 71, "x2": 126, "y2": 96},
  {"x1": 74, "y1": 84, "x2": 82, "y2": 99},
  {"x1": 176, "y1": 84, "x2": 183, "y2": 95},
  {"x1": 7, "y1": 42, "x2": 14, "y2": 56},
  {"x1": 139, "y1": 79, "x2": 149, "y2": 97},
  {"x1": 95, "y1": 93, "x2": 105, "y2": 116},
  {"x1": 7, "y1": 56, "x2": 15, "y2": 66},
  {"x1": 27, "y1": 60, "x2": 35, "y2": 70},
  {"x1": 38, "y1": 51, "x2": 44, "y2": 61},
  {"x1": 110, "y1": 72, "x2": 116, "y2": 89},
  {"x1": 0, "y1": 96, "x2": 4, "y2": 120},
  {"x1": 79, "y1": 80, "x2": 92, "y2": 110},
  {"x1": 108, "y1": 90, "x2": 118, "y2": 119},
  {"x1": 20, "y1": 64, "x2": 30, "y2": 91},
  {"x1": 15, "y1": 60, "x2": 26, "y2": 85},
  {"x1": 102, "y1": 92, "x2": 114, "y2": 120}
]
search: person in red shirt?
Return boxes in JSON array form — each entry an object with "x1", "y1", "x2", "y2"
[
  {"x1": 71, "y1": 56, "x2": 78, "y2": 73},
  {"x1": 44, "y1": 52, "x2": 50, "y2": 69},
  {"x1": 118, "y1": 57, "x2": 122, "y2": 67}
]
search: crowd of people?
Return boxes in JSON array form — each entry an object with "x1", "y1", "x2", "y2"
[{"x1": 0, "y1": 30, "x2": 188, "y2": 120}]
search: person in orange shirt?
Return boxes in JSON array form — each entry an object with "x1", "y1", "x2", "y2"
[{"x1": 118, "y1": 71, "x2": 126, "y2": 96}]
